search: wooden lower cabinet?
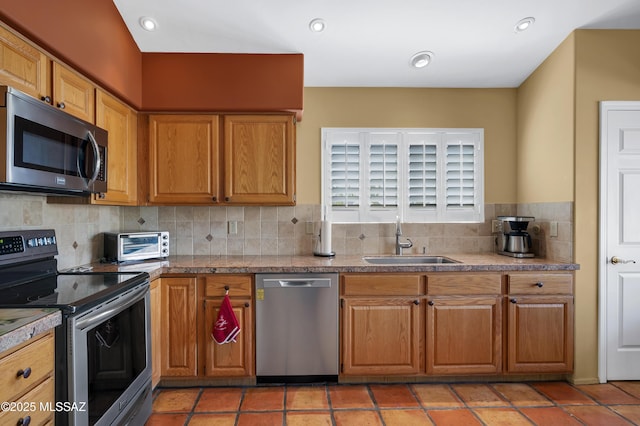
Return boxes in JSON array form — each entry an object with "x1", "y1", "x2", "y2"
[
  {"x1": 506, "y1": 273, "x2": 574, "y2": 373},
  {"x1": 342, "y1": 297, "x2": 421, "y2": 375},
  {"x1": 0, "y1": 331, "x2": 55, "y2": 426},
  {"x1": 201, "y1": 298, "x2": 253, "y2": 377},
  {"x1": 426, "y1": 296, "x2": 502, "y2": 375},
  {"x1": 341, "y1": 274, "x2": 423, "y2": 375},
  {"x1": 425, "y1": 273, "x2": 503, "y2": 375},
  {"x1": 160, "y1": 277, "x2": 198, "y2": 377},
  {"x1": 200, "y1": 274, "x2": 254, "y2": 378}
]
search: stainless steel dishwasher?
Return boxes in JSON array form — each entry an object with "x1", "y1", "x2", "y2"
[{"x1": 255, "y1": 273, "x2": 338, "y2": 383}]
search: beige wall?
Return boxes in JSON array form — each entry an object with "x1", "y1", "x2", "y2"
[
  {"x1": 517, "y1": 34, "x2": 576, "y2": 203},
  {"x1": 517, "y1": 29, "x2": 640, "y2": 384},
  {"x1": 297, "y1": 88, "x2": 518, "y2": 204},
  {"x1": 573, "y1": 30, "x2": 640, "y2": 383}
]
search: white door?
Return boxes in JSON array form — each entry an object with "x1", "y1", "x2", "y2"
[{"x1": 599, "y1": 102, "x2": 640, "y2": 381}]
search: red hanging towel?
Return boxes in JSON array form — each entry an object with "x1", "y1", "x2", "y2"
[{"x1": 212, "y1": 294, "x2": 240, "y2": 344}]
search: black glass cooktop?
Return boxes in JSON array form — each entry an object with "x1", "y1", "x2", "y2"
[{"x1": 0, "y1": 271, "x2": 148, "y2": 313}]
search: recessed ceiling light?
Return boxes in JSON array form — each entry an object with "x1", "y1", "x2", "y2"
[
  {"x1": 410, "y1": 51, "x2": 434, "y2": 69},
  {"x1": 514, "y1": 17, "x2": 535, "y2": 33},
  {"x1": 139, "y1": 17, "x2": 158, "y2": 32},
  {"x1": 309, "y1": 18, "x2": 326, "y2": 33}
]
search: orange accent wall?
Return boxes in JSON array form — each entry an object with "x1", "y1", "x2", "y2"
[
  {"x1": 141, "y1": 53, "x2": 304, "y2": 118},
  {"x1": 0, "y1": 1, "x2": 305, "y2": 117},
  {"x1": 0, "y1": 0, "x2": 143, "y2": 108}
]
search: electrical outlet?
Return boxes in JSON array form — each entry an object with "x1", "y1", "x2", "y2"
[
  {"x1": 491, "y1": 220, "x2": 503, "y2": 233},
  {"x1": 550, "y1": 221, "x2": 558, "y2": 237},
  {"x1": 228, "y1": 220, "x2": 238, "y2": 235},
  {"x1": 305, "y1": 221, "x2": 314, "y2": 235}
]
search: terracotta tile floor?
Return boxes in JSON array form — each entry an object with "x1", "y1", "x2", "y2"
[{"x1": 146, "y1": 381, "x2": 640, "y2": 425}]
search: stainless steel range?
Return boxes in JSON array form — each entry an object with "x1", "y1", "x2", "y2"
[{"x1": 0, "y1": 229, "x2": 152, "y2": 426}]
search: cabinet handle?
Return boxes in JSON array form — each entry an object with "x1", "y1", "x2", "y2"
[
  {"x1": 225, "y1": 197, "x2": 230, "y2": 202},
  {"x1": 413, "y1": 300, "x2": 420, "y2": 305},
  {"x1": 510, "y1": 298, "x2": 517, "y2": 304},
  {"x1": 212, "y1": 196, "x2": 217, "y2": 202},
  {"x1": 40, "y1": 95, "x2": 51, "y2": 103},
  {"x1": 57, "y1": 102, "x2": 65, "y2": 109},
  {"x1": 224, "y1": 285, "x2": 229, "y2": 291},
  {"x1": 428, "y1": 300, "x2": 434, "y2": 306},
  {"x1": 17, "y1": 416, "x2": 31, "y2": 426},
  {"x1": 98, "y1": 193, "x2": 106, "y2": 199},
  {"x1": 16, "y1": 367, "x2": 31, "y2": 379},
  {"x1": 536, "y1": 282, "x2": 544, "y2": 288},
  {"x1": 244, "y1": 302, "x2": 250, "y2": 308}
]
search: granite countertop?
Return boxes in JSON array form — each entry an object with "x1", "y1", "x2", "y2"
[
  {"x1": 86, "y1": 253, "x2": 579, "y2": 280},
  {"x1": 0, "y1": 308, "x2": 61, "y2": 354}
]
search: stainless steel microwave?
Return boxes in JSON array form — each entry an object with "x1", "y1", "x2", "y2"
[
  {"x1": 0, "y1": 85, "x2": 108, "y2": 195},
  {"x1": 104, "y1": 231, "x2": 170, "y2": 262}
]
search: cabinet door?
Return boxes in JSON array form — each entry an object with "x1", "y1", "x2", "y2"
[
  {"x1": 52, "y1": 62, "x2": 95, "y2": 122},
  {"x1": 150, "y1": 279, "x2": 161, "y2": 388},
  {"x1": 149, "y1": 115, "x2": 220, "y2": 204},
  {"x1": 224, "y1": 114, "x2": 295, "y2": 205},
  {"x1": 202, "y1": 298, "x2": 253, "y2": 377},
  {"x1": 0, "y1": 25, "x2": 50, "y2": 100},
  {"x1": 161, "y1": 277, "x2": 198, "y2": 377},
  {"x1": 93, "y1": 89, "x2": 137, "y2": 205},
  {"x1": 342, "y1": 298, "x2": 421, "y2": 375},
  {"x1": 507, "y1": 295, "x2": 574, "y2": 373},
  {"x1": 426, "y1": 296, "x2": 502, "y2": 375}
]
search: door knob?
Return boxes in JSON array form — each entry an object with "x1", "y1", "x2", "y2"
[{"x1": 611, "y1": 256, "x2": 637, "y2": 265}]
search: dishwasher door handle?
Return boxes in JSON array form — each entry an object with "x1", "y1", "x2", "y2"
[{"x1": 262, "y1": 278, "x2": 333, "y2": 288}]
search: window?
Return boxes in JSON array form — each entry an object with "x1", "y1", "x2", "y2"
[{"x1": 322, "y1": 128, "x2": 484, "y2": 223}]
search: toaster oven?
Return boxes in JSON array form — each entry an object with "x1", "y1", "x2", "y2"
[{"x1": 104, "y1": 231, "x2": 170, "y2": 262}]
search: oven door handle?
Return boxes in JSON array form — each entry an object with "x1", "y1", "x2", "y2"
[{"x1": 74, "y1": 284, "x2": 148, "y2": 330}]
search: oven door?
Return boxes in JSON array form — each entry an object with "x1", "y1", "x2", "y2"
[{"x1": 67, "y1": 282, "x2": 152, "y2": 426}]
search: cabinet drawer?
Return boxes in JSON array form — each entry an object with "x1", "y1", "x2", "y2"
[
  {"x1": 0, "y1": 332, "x2": 54, "y2": 402},
  {"x1": 204, "y1": 275, "x2": 253, "y2": 297},
  {"x1": 342, "y1": 274, "x2": 424, "y2": 296},
  {"x1": 508, "y1": 273, "x2": 573, "y2": 295},
  {"x1": 0, "y1": 376, "x2": 54, "y2": 425},
  {"x1": 427, "y1": 273, "x2": 502, "y2": 295}
]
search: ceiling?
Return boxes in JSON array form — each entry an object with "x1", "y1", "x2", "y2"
[{"x1": 113, "y1": 0, "x2": 640, "y2": 88}]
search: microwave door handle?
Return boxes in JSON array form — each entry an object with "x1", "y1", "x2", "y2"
[{"x1": 86, "y1": 131, "x2": 101, "y2": 187}]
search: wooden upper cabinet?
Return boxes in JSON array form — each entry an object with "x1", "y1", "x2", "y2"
[
  {"x1": 0, "y1": 25, "x2": 50, "y2": 100},
  {"x1": 224, "y1": 114, "x2": 296, "y2": 205},
  {"x1": 52, "y1": 62, "x2": 95, "y2": 122},
  {"x1": 148, "y1": 115, "x2": 220, "y2": 205},
  {"x1": 93, "y1": 89, "x2": 137, "y2": 205}
]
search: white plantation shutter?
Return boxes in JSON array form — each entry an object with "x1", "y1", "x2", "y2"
[
  {"x1": 322, "y1": 128, "x2": 483, "y2": 223},
  {"x1": 368, "y1": 135, "x2": 398, "y2": 208},
  {"x1": 330, "y1": 141, "x2": 360, "y2": 208},
  {"x1": 407, "y1": 133, "x2": 439, "y2": 209},
  {"x1": 446, "y1": 143, "x2": 475, "y2": 207}
]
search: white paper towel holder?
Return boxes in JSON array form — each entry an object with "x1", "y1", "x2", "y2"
[{"x1": 313, "y1": 222, "x2": 335, "y2": 257}]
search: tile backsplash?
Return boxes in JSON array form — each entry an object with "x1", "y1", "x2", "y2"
[
  {"x1": 0, "y1": 193, "x2": 120, "y2": 270},
  {"x1": 0, "y1": 192, "x2": 574, "y2": 268}
]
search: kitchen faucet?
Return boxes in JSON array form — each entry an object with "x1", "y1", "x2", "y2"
[{"x1": 395, "y1": 219, "x2": 413, "y2": 255}]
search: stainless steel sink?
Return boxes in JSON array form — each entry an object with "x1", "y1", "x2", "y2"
[{"x1": 363, "y1": 255, "x2": 461, "y2": 264}]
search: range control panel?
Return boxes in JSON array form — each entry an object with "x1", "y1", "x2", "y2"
[
  {"x1": 0, "y1": 229, "x2": 58, "y2": 266},
  {"x1": 0, "y1": 235, "x2": 24, "y2": 255}
]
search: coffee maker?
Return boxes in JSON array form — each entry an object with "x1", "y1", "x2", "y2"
[{"x1": 497, "y1": 216, "x2": 535, "y2": 258}]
